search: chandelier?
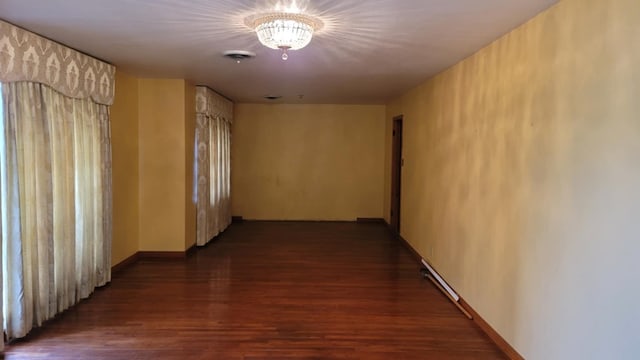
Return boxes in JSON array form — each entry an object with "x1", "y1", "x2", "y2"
[{"x1": 245, "y1": 12, "x2": 324, "y2": 60}]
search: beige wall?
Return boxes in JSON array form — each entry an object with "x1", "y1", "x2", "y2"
[
  {"x1": 138, "y1": 79, "x2": 191, "y2": 252},
  {"x1": 110, "y1": 71, "x2": 140, "y2": 265},
  {"x1": 232, "y1": 104, "x2": 386, "y2": 221},
  {"x1": 384, "y1": 0, "x2": 640, "y2": 358},
  {"x1": 110, "y1": 76, "x2": 198, "y2": 260}
]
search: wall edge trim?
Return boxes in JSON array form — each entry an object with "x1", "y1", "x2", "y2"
[
  {"x1": 458, "y1": 298, "x2": 525, "y2": 360},
  {"x1": 237, "y1": 219, "x2": 355, "y2": 223},
  {"x1": 356, "y1": 217, "x2": 386, "y2": 223},
  {"x1": 388, "y1": 223, "x2": 524, "y2": 360},
  {"x1": 138, "y1": 251, "x2": 189, "y2": 259},
  {"x1": 111, "y1": 248, "x2": 195, "y2": 275},
  {"x1": 186, "y1": 243, "x2": 197, "y2": 256},
  {"x1": 111, "y1": 252, "x2": 140, "y2": 275}
]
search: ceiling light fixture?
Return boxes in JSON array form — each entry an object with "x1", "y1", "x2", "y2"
[{"x1": 245, "y1": 12, "x2": 323, "y2": 60}]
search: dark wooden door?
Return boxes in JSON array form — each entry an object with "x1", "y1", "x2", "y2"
[{"x1": 390, "y1": 116, "x2": 403, "y2": 234}]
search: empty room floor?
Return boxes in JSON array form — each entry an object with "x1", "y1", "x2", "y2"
[{"x1": 5, "y1": 221, "x2": 506, "y2": 359}]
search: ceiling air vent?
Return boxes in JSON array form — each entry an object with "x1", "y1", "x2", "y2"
[
  {"x1": 264, "y1": 95, "x2": 282, "y2": 100},
  {"x1": 223, "y1": 50, "x2": 256, "y2": 62}
]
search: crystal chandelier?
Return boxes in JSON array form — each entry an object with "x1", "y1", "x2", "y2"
[{"x1": 245, "y1": 12, "x2": 323, "y2": 60}]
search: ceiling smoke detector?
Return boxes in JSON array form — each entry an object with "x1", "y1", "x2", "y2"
[{"x1": 223, "y1": 50, "x2": 256, "y2": 63}]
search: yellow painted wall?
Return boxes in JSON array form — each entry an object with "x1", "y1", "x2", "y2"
[
  {"x1": 232, "y1": 104, "x2": 385, "y2": 221},
  {"x1": 385, "y1": 0, "x2": 640, "y2": 358},
  {"x1": 138, "y1": 79, "x2": 189, "y2": 252},
  {"x1": 184, "y1": 82, "x2": 197, "y2": 250},
  {"x1": 110, "y1": 71, "x2": 139, "y2": 265}
]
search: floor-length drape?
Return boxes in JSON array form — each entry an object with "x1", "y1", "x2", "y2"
[
  {"x1": 0, "y1": 83, "x2": 4, "y2": 352},
  {"x1": 212, "y1": 117, "x2": 231, "y2": 233},
  {"x1": 0, "y1": 82, "x2": 112, "y2": 340},
  {"x1": 195, "y1": 113, "x2": 231, "y2": 246}
]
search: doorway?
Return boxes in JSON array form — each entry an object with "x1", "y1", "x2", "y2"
[{"x1": 390, "y1": 116, "x2": 403, "y2": 234}]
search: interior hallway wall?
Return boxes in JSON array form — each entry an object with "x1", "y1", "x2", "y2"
[
  {"x1": 384, "y1": 0, "x2": 640, "y2": 358},
  {"x1": 232, "y1": 104, "x2": 386, "y2": 221},
  {"x1": 110, "y1": 71, "x2": 140, "y2": 264}
]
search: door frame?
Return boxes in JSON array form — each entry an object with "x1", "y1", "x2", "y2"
[{"x1": 390, "y1": 115, "x2": 403, "y2": 235}]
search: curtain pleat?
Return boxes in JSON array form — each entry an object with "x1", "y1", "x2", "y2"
[
  {"x1": 223, "y1": 120, "x2": 232, "y2": 226},
  {"x1": 2, "y1": 82, "x2": 29, "y2": 338},
  {"x1": 195, "y1": 113, "x2": 210, "y2": 246},
  {"x1": 0, "y1": 82, "x2": 112, "y2": 341},
  {"x1": 99, "y1": 106, "x2": 112, "y2": 286},
  {"x1": 209, "y1": 116, "x2": 220, "y2": 238},
  {"x1": 195, "y1": 114, "x2": 231, "y2": 246}
]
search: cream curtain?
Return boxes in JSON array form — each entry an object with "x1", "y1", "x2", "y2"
[
  {"x1": 0, "y1": 84, "x2": 4, "y2": 352},
  {"x1": 195, "y1": 113, "x2": 231, "y2": 246},
  {"x1": 0, "y1": 82, "x2": 112, "y2": 340},
  {"x1": 0, "y1": 20, "x2": 115, "y2": 105}
]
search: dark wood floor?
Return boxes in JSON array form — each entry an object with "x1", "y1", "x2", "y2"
[{"x1": 5, "y1": 221, "x2": 506, "y2": 359}]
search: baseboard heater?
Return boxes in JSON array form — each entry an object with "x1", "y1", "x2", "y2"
[{"x1": 421, "y1": 259, "x2": 473, "y2": 319}]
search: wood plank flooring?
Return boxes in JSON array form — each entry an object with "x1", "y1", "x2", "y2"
[{"x1": 5, "y1": 221, "x2": 506, "y2": 359}]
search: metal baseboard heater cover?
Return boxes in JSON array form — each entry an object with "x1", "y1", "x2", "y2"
[
  {"x1": 421, "y1": 259, "x2": 472, "y2": 319},
  {"x1": 421, "y1": 259, "x2": 459, "y2": 301}
]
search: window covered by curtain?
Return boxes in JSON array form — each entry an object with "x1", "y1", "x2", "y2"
[
  {"x1": 0, "y1": 20, "x2": 115, "y2": 343},
  {"x1": 195, "y1": 87, "x2": 233, "y2": 246},
  {"x1": 0, "y1": 82, "x2": 4, "y2": 352},
  {"x1": 0, "y1": 82, "x2": 112, "y2": 340}
]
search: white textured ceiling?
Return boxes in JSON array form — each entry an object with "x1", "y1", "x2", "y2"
[{"x1": 0, "y1": 0, "x2": 557, "y2": 104}]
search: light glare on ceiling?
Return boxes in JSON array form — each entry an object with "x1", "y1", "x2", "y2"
[{"x1": 245, "y1": 12, "x2": 323, "y2": 60}]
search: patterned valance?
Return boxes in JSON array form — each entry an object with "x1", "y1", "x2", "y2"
[
  {"x1": 195, "y1": 86, "x2": 233, "y2": 122},
  {"x1": 0, "y1": 20, "x2": 115, "y2": 105}
]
